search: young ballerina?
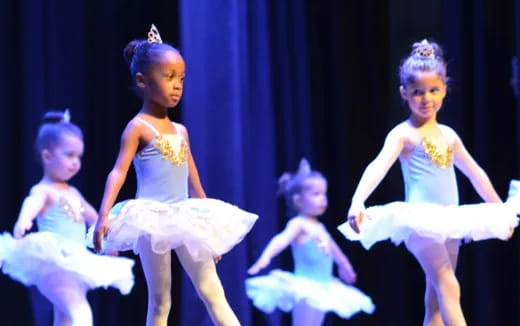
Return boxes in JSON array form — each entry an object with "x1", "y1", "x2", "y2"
[
  {"x1": 339, "y1": 40, "x2": 517, "y2": 326},
  {"x1": 246, "y1": 159, "x2": 375, "y2": 326},
  {"x1": 91, "y1": 25, "x2": 257, "y2": 326},
  {"x1": 0, "y1": 110, "x2": 135, "y2": 326}
]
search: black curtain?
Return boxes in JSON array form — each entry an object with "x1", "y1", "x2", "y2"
[{"x1": 1, "y1": 1, "x2": 520, "y2": 325}]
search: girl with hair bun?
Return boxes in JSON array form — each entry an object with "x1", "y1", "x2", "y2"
[
  {"x1": 92, "y1": 24, "x2": 257, "y2": 326},
  {"x1": 0, "y1": 110, "x2": 135, "y2": 326},
  {"x1": 247, "y1": 159, "x2": 374, "y2": 326},
  {"x1": 340, "y1": 39, "x2": 518, "y2": 325}
]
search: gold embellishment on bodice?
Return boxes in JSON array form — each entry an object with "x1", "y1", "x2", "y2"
[
  {"x1": 154, "y1": 134, "x2": 188, "y2": 166},
  {"x1": 422, "y1": 137, "x2": 453, "y2": 168},
  {"x1": 58, "y1": 197, "x2": 84, "y2": 223}
]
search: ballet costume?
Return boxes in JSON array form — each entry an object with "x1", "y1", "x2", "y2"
[
  {"x1": 87, "y1": 118, "x2": 258, "y2": 261},
  {"x1": 0, "y1": 191, "x2": 135, "y2": 295},
  {"x1": 245, "y1": 239, "x2": 375, "y2": 320},
  {"x1": 338, "y1": 136, "x2": 518, "y2": 250}
]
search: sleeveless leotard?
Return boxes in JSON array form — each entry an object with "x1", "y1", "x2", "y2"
[
  {"x1": 400, "y1": 136, "x2": 458, "y2": 205},
  {"x1": 134, "y1": 117, "x2": 188, "y2": 204}
]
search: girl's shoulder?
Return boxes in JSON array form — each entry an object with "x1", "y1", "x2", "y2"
[
  {"x1": 67, "y1": 185, "x2": 84, "y2": 198},
  {"x1": 29, "y1": 183, "x2": 52, "y2": 197},
  {"x1": 287, "y1": 215, "x2": 304, "y2": 224},
  {"x1": 288, "y1": 216, "x2": 324, "y2": 230},
  {"x1": 438, "y1": 123, "x2": 459, "y2": 144},
  {"x1": 393, "y1": 120, "x2": 417, "y2": 134},
  {"x1": 121, "y1": 116, "x2": 153, "y2": 142},
  {"x1": 387, "y1": 121, "x2": 418, "y2": 144},
  {"x1": 172, "y1": 122, "x2": 189, "y2": 138},
  {"x1": 438, "y1": 123, "x2": 457, "y2": 136}
]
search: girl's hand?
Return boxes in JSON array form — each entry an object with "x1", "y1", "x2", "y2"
[
  {"x1": 13, "y1": 219, "x2": 32, "y2": 239},
  {"x1": 247, "y1": 257, "x2": 270, "y2": 275},
  {"x1": 347, "y1": 203, "x2": 366, "y2": 234},
  {"x1": 338, "y1": 265, "x2": 357, "y2": 284},
  {"x1": 93, "y1": 217, "x2": 110, "y2": 252}
]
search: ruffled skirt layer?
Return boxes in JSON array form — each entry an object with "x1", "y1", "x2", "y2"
[
  {"x1": 87, "y1": 198, "x2": 258, "y2": 261},
  {"x1": 245, "y1": 269, "x2": 375, "y2": 319},
  {"x1": 338, "y1": 202, "x2": 517, "y2": 250},
  {"x1": 0, "y1": 232, "x2": 134, "y2": 294}
]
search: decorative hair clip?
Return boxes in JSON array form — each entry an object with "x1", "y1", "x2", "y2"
[
  {"x1": 297, "y1": 158, "x2": 311, "y2": 175},
  {"x1": 147, "y1": 24, "x2": 163, "y2": 44},
  {"x1": 415, "y1": 39, "x2": 435, "y2": 60},
  {"x1": 63, "y1": 108, "x2": 71, "y2": 123}
]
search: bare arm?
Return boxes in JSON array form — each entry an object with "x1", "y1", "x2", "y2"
[
  {"x1": 13, "y1": 186, "x2": 48, "y2": 238},
  {"x1": 329, "y1": 237, "x2": 357, "y2": 283},
  {"x1": 93, "y1": 122, "x2": 140, "y2": 251},
  {"x1": 247, "y1": 219, "x2": 303, "y2": 275},
  {"x1": 453, "y1": 132, "x2": 501, "y2": 203},
  {"x1": 348, "y1": 127, "x2": 405, "y2": 232},
  {"x1": 178, "y1": 124, "x2": 206, "y2": 199}
]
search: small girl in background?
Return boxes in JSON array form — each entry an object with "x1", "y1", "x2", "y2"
[
  {"x1": 247, "y1": 159, "x2": 375, "y2": 326},
  {"x1": 0, "y1": 110, "x2": 134, "y2": 326},
  {"x1": 340, "y1": 40, "x2": 517, "y2": 326},
  {"x1": 92, "y1": 25, "x2": 257, "y2": 326}
]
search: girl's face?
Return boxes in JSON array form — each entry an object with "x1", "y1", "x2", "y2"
[
  {"x1": 139, "y1": 50, "x2": 185, "y2": 108},
  {"x1": 42, "y1": 133, "x2": 84, "y2": 182},
  {"x1": 293, "y1": 177, "x2": 328, "y2": 217},
  {"x1": 400, "y1": 71, "x2": 447, "y2": 121}
]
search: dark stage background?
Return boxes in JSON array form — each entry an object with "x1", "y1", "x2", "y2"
[{"x1": 1, "y1": 0, "x2": 520, "y2": 325}]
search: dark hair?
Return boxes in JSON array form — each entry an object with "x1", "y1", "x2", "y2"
[
  {"x1": 278, "y1": 159, "x2": 326, "y2": 216},
  {"x1": 399, "y1": 39, "x2": 448, "y2": 87},
  {"x1": 123, "y1": 39, "x2": 181, "y2": 83},
  {"x1": 35, "y1": 110, "x2": 83, "y2": 156}
]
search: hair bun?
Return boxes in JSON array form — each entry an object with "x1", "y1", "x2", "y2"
[
  {"x1": 277, "y1": 172, "x2": 292, "y2": 196},
  {"x1": 123, "y1": 39, "x2": 145, "y2": 64},
  {"x1": 411, "y1": 39, "x2": 444, "y2": 60}
]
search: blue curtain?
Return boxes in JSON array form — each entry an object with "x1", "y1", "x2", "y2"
[{"x1": 178, "y1": 1, "x2": 313, "y2": 325}]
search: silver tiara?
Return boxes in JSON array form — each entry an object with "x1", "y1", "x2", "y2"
[
  {"x1": 297, "y1": 158, "x2": 311, "y2": 175},
  {"x1": 63, "y1": 109, "x2": 71, "y2": 123},
  {"x1": 415, "y1": 39, "x2": 435, "y2": 59},
  {"x1": 147, "y1": 24, "x2": 163, "y2": 44}
]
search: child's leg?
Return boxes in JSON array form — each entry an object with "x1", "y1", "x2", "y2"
[
  {"x1": 137, "y1": 237, "x2": 172, "y2": 326},
  {"x1": 407, "y1": 236, "x2": 465, "y2": 326},
  {"x1": 292, "y1": 301, "x2": 325, "y2": 326},
  {"x1": 175, "y1": 246, "x2": 240, "y2": 326},
  {"x1": 420, "y1": 239, "x2": 460, "y2": 326},
  {"x1": 37, "y1": 272, "x2": 92, "y2": 326},
  {"x1": 423, "y1": 280, "x2": 442, "y2": 326}
]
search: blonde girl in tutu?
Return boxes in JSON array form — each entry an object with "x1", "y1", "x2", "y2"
[
  {"x1": 92, "y1": 25, "x2": 257, "y2": 326},
  {"x1": 247, "y1": 159, "x2": 374, "y2": 326},
  {"x1": 0, "y1": 110, "x2": 134, "y2": 326},
  {"x1": 340, "y1": 40, "x2": 517, "y2": 326}
]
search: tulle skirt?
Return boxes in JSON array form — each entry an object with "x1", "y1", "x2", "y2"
[
  {"x1": 506, "y1": 179, "x2": 520, "y2": 214},
  {"x1": 0, "y1": 232, "x2": 134, "y2": 294},
  {"x1": 87, "y1": 198, "x2": 258, "y2": 261},
  {"x1": 245, "y1": 269, "x2": 375, "y2": 319},
  {"x1": 338, "y1": 202, "x2": 518, "y2": 250}
]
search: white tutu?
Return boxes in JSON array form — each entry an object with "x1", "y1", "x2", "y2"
[
  {"x1": 0, "y1": 232, "x2": 134, "y2": 294},
  {"x1": 506, "y1": 179, "x2": 520, "y2": 214},
  {"x1": 87, "y1": 198, "x2": 258, "y2": 261},
  {"x1": 245, "y1": 269, "x2": 375, "y2": 318},
  {"x1": 338, "y1": 202, "x2": 518, "y2": 250}
]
